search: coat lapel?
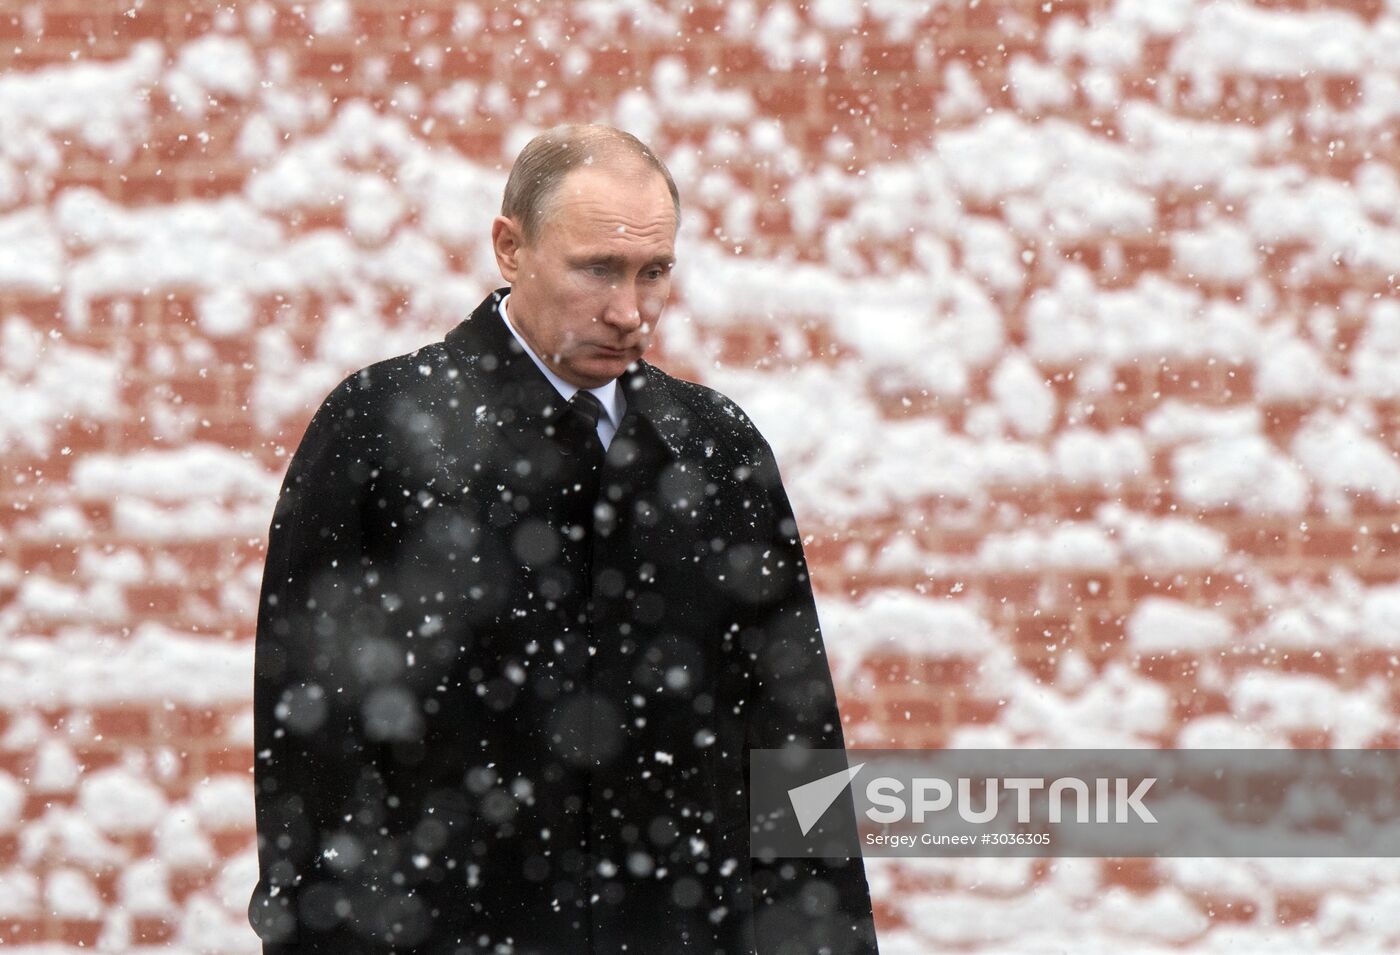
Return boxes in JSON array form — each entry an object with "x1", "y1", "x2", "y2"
[
  {"x1": 614, "y1": 363, "x2": 690, "y2": 463},
  {"x1": 442, "y1": 287, "x2": 570, "y2": 462},
  {"x1": 442, "y1": 288, "x2": 694, "y2": 468}
]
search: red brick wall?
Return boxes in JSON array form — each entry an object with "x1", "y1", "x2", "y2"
[{"x1": 2, "y1": 0, "x2": 1399, "y2": 949}]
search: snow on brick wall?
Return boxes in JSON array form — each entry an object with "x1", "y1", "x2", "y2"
[{"x1": 1, "y1": 0, "x2": 1398, "y2": 950}]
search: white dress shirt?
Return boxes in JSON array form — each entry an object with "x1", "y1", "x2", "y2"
[{"x1": 498, "y1": 292, "x2": 625, "y2": 450}]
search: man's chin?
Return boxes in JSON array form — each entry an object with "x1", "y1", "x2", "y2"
[{"x1": 570, "y1": 355, "x2": 637, "y2": 386}]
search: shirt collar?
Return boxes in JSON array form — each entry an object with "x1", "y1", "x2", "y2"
[{"x1": 498, "y1": 292, "x2": 623, "y2": 428}]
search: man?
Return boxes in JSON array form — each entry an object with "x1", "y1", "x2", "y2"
[{"x1": 247, "y1": 124, "x2": 879, "y2": 954}]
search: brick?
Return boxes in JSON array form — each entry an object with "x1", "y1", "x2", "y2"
[
  {"x1": 126, "y1": 366, "x2": 216, "y2": 408},
  {"x1": 1275, "y1": 892, "x2": 1320, "y2": 926},
  {"x1": 87, "y1": 294, "x2": 142, "y2": 328},
  {"x1": 1101, "y1": 858, "x2": 1162, "y2": 892},
  {"x1": 583, "y1": 46, "x2": 637, "y2": 79},
  {"x1": 1287, "y1": 729, "x2": 1332, "y2": 749},
  {"x1": 162, "y1": 705, "x2": 226, "y2": 739},
  {"x1": 111, "y1": 2, "x2": 173, "y2": 43},
  {"x1": 52, "y1": 165, "x2": 111, "y2": 195},
  {"x1": 1261, "y1": 402, "x2": 1308, "y2": 443},
  {"x1": 954, "y1": 697, "x2": 1001, "y2": 724},
  {"x1": 923, "y1": 658, "x2": 975, "y2": 686},
  {"x1": 1, "y1": 919, "x2": 43, "y2": 943},
  {"x1": 212, "y1": 828, "x2": 256, "y2": 855},
  {"x1": 1226, "y1": 521, "x2": 1294, "y2": 559},
  {"x1": 699, "y1": 39, "x2": 760, "y2": 74},
  {"x1": 1321, "y1": 75, "x2": 1362, "y2": 110},
  {"x1": 1197, "y1": 895, "x2": 1260, "y2": 924},
  {"x1": 112, "y1": 830, "x2": 156, "y2": 859},
  {"x1": 159, "y1": 540, "x2": 231, "y2": 575},
  {"x1": 40, "y1": 9, "x2": 110, "y2": 40},
  {"x1": 1127, "y1": 574, "x2": 1189, "y2": 600},
  {"x1": 681, "y1": 1, "x2": 725, "y2": 33},
  {"x1": 1030, "y1": 0, "x2": 1096, "y2": 25},
  {"x1": 350, "y1": 8, "x2": 399, "y2": 41},
  {"x1": 132, "y1": 916, "x2": 177, "y2": 944},
  {"x1": 1015, "y1": 614, "x2": 1072, "y2": 649},
  {"x1": 1196, "y1": 573, "x2": 1251, "y2": 603},
  {"x1": 880, "y1": 694, "x2": 947, "y2": 728},
  {"x1": 297, "y1": 45, "x2": 358, "y2": 81},
  {"x1": 166, "y1": 5, "x2": 216, "y2": 43},
  {"x1": 190, "y1": 411, "x2": 257, "y2": 447},
  {"x1": 114, "y1": 165, "x2": 183, "y2": 204},
  {"x1": 1122, "y1": 238, "x2": 1173, "y2": 274},
  {"x1": 1365, "y1": 729, "x2": 1400, "y2": 748},
  {"x1": 893, "y1": 724, "x2": 949, "y2": 749},
  {"x1": 442, "y1": 125, "x2": 505, "y2": 158},
  {"x1": 57, "y1": 918, "x2": 103, "y2": 946},
  {"x1": 177, "y1": 161, "x2": 249, "y2": 200},
  {"x1": 869, "y1": 898, "x2": 906, "y2": 933},
  {"x1": 1172, "y1": 687, "x2": 1231, "y2": 722},
  {"x1": 0, "y1": 12, "x2": 24, "y2": 42},
  {"x1": 1299, "y1": 525, "x2": 1360, "y2": 559},
  {"x1": 962, "y1": 2, "x2": 1020, "y2": 32},
  {"x1": 125, "y1": 582, "x2": 187, "y2": 617},
  {"x1": 1355, "y1": 649, "x2": 1400, "y2": 681},
  {"x1": 1053, "y1": 571, "x2": 1117, "y2": 606},
  {"x1": 169, "y1": 866, "x2": 213, "y2": 902},
  {"x1": 839, "y1": 697, "x2": 873, "y2": 727},
  {"x1": 756, "y1": 82, "x2": 814, "y2": 119},
  {"x1": 71, "y1": 745, "x2": 123, "y2": 775},
  {"x1": 859, "y1": 44, "x2": 918, "y2": 74},
  {"x1": 1, "y1": 292, "x2": 61, "y2": 322},
  {"x1": 1134, "y1": 651, "x2": 1201, "y2": 683},
  {"x1": 92, "y1": 706, "x2": 153, "y2": 740},
  {"x1": 752, "y1": 200, "x2": 792, "y2": 238},
  {"x1": 936, "y1": 528, "x2": 983, "y2": 556},
  {"x1": 858, "y1": 652, "x2": 921, "y2": 688},
  {"x1": 1084, "y1": 611, "x2": 1127, "y2": 663},
  {"x1": 885, "y1": 85, "x2": 939, "y2": 142},
  {"x1": 1340, "y1": 0, "x2": 1389, "y2": 21},
  {"x1": 985, "y1": 573, "x2": 1040, "y2": 604},
  {"x1": 91, "y1": 867, "x2": 119, "y2": 903},
  {"x1": 13, "y1": 538, "x2": 80, "y2": 576}
]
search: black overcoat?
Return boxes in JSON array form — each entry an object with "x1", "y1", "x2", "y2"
[{"x1": 246, "y1": 288, "x2": 880, "y2": 954}]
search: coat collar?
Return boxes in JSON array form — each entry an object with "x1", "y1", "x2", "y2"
[{"x1": 442, "y1": 288, "x2": 700, "y2": 463}]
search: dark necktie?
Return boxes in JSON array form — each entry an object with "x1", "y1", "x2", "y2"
[
  {"x1": 562, "y1": 390, "x2": 607, "y2": 471},
  {"x1": 551, "y1": 390, "x2": 607, "y2": 544},
  {"x1": 555, "y1": 391, "x2": 606, "y2": 626}
]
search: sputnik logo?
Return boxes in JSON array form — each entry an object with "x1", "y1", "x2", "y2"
[{"x1": 788, "y1": 762, "x2": 865, "y2": 835}]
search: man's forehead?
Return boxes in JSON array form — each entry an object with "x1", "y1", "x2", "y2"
[
  {"x1": 554, "y1": 163, "x2": 670, "y2": 206},
  {"x1": 548, "y1": 174, "x2": 676, "y2": 236}
]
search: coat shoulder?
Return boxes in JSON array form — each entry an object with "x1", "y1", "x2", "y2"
[
  {"x1": 311, "y1": 341, "x2": 461, "y2": 432},
  {"x1": 641, "y1": 363, "x2": 782, "y2": 478},
  {"x1": 336, "y1": 341, "x2": 458, "y2": 405},
  {"x1": 297, "y1": 343, "x2": 461, "y2": 472}
]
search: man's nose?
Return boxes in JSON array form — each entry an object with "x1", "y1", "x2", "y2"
[{"x1": 601, "y1": 281, "x2": 644, "y2": 332}]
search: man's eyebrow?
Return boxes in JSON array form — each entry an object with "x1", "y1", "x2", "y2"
[{"x1": 572, "y1": 252, "x2": 676, "y2": 267}]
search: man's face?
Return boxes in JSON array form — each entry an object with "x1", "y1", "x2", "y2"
[{"x1": 492, "y1": 162, "x2": 677, "y2": 389}]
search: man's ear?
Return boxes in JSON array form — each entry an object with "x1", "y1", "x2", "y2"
[{"x1": 491, "y1": 215, "x2": 525, "y2": 283}]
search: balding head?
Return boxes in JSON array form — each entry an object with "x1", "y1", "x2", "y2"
[{"x1": 501, "y1": 124, "x2": 681, "y2": 246}]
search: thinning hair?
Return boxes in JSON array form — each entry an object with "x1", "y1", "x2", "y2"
[{"x1": 501, "y1": 124, "x2": 681, "y2": 245}]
